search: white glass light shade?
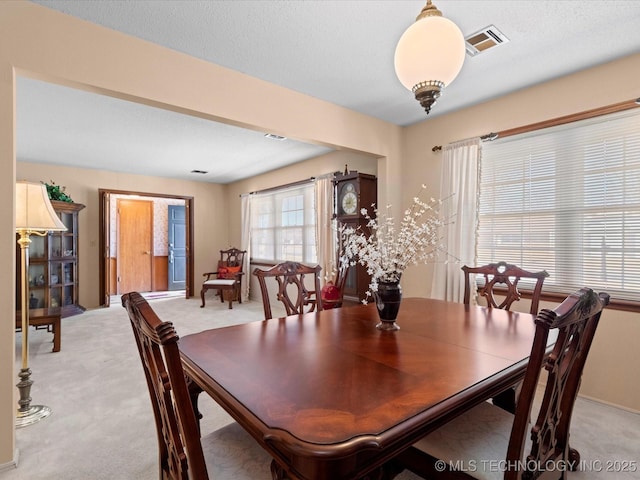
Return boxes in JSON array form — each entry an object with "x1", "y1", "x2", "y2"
[
  {"x1": 394, "y1": 15, "x2": 466, "y2": 91},
  {"x1": 16, "y1": 181, "x2": 67, "y2": 232}
]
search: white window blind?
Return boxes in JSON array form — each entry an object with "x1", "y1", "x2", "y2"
[
  {"x1": 479, "y1": 108, "x2": 640, "y2": 302},
  {"x1": 250, "y1": 182, "x2": 317, "y2": 264}
]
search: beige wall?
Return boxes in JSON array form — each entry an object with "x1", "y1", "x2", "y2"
[
  {"x1": 0, "y1": 2, "x2": 401, "y2": 464},
  {"x1": 16, "y1": 162, "x2": 229, "y2": 308},
  {"x1": 228, "y1": 55, "x2": 640, "y2": 412},
  {"x1": 398, "y1": 54, "x2": 640, "y2": 412},
  {"x1": 227, "y1": 150, "x2": 378, "y2": 247},
  {"x1": 18, "y1": 151, "x2": 378, "y2": 310},
  {"x1": 227, "y1": 150, "x2": 378, "y2": 302},
  {"x1": 0, "y1": 63, "x2": 16, "y2": 468},
  {"x1": 1, "y1": 0, "x2": 638, "y2": 468}
]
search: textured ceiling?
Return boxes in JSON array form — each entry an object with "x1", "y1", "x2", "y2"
[{"x1": 18, "y1": 1, "x2": 640, "y2": 183}]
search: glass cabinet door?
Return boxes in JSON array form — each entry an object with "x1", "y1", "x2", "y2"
[
  {"x1": 28, "y1": 235, "x2": 46, "y2": 260},
  {"x1": 17, "y1": 200, "x2": 85, "y2": 316}
]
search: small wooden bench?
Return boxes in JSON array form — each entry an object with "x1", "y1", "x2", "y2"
[{"x1": 15, "y1": 307, "x2": 61, "y2": 353}]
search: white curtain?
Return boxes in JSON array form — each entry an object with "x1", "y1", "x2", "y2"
[
  {"x1": 314, "y1": 175, "x2": 336, "y2": 284},
  {"x1": 431, "y1": 138, "x2": 482, "y2": 302},
  {"x1": 240, "y1": 194, "x2": 251, "y2": 301}
]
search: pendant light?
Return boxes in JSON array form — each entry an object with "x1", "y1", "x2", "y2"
[{"x1": 394, "y1": 0, "x2": 465, "y2": 115}]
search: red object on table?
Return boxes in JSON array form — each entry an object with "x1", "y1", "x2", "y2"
[{"x1": 321, "y1": 281, "x2": 341, "y2": 309}]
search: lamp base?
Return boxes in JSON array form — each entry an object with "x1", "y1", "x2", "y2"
[
  {"x1": 16, "y1": 366, "x2": 51, "y2": 428},
  {"x1": 16, "y1": 404, "x2": 51, "y2": 428}
]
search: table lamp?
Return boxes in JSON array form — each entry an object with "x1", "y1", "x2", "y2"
[{"x1": 15, "y1": 181, "x2": 67, "y2": 427}]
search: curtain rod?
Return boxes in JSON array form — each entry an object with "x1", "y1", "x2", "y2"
[
  {"x1": 239, "y1": 172, "x2": 337, "y2": 197},
  {"x1": 431, "y1": 97, "x2": 640, "y2": 153},
  {"x1": 431, "y1": 132, "x2": 496, "y2": 152},
  {"x1": 249, "y1": 177, "x2": 314, "y2": 196}
]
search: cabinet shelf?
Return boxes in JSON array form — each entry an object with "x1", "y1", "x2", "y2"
[{"x1": 17, "y1": 200, "x2": 86, "y2": 317}]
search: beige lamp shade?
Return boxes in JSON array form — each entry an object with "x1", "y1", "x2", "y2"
[
  {"x1": 394, "y1": 0, "x2": 465, "y2": 115},
  {"x1": 394, "y1": 15, "x2": 465, "y2": 91},
  {"x1": 16, "y1": 181, "x2": 67, "y2": 232}
]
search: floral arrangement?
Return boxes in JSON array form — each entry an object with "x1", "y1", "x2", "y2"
[
  {"x1": 42, "y1": 180, "x2": 73, "y2": 203},
  {"x1": 340, "y1": 185, "x2": 449, "y2": 302}
]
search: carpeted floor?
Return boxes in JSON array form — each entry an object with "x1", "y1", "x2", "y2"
[{"x1": 3, "y1": 296, "x2": 639, "y2": 479}]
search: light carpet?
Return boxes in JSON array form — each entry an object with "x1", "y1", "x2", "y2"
[{"x1": 3, "y1": 297, "x2": 639, "y2": 479}]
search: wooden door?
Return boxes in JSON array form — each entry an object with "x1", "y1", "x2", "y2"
[{"x1": 117, "y1": 199, "x2": 153, "y2": 294}]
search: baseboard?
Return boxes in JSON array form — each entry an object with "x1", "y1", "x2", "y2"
[
  {"x1": 577, "y1": 392, "x2": 640, "y2": 415},
  {"x1": 0, "y1": 448, "x2": 19, "y2": 472},
  {"x1": 536, "y1": 378, "x2": 640, "y2": 415}
]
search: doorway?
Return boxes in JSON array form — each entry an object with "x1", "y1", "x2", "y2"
[{"x1": 99, "y1": 189, "x2": 194, "y2": 307}]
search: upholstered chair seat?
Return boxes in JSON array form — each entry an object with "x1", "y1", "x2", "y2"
[
  {"x1": 201, "y1": 422, "x2": 272, "y2": 479},
  {"x1": 412, "y1": 401, "x2": 529, "y2": 480}
]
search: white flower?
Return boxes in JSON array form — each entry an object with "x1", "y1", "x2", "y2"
[{"x1": 339, "y1": 186, "x2": 451, "y2": 302}]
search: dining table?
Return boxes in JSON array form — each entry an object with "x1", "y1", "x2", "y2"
[{"x1": 179, "y1": 297, "x2": 551, "y2": 480}]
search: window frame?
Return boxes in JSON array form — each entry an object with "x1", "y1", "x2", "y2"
[
  {"x1": 249, "y1": 181, "x2": 317, "y2": 265},
  {"x1": 478, "y1": 106, "x2": 640, "y2": 312}
]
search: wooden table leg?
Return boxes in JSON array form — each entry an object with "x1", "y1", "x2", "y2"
[{"x1": 52, "y1": 315, "x2": 61, "y2": 352}]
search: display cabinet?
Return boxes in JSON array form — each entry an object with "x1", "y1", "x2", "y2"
[{"x1": 17, "y1": 200, "x2": 86, "y2": 317}]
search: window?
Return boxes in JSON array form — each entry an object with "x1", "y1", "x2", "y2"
[
  {"x1": 479, "y1": 108, "x2": 640, "y2": 302},
  {"x1": 250, "y1": 182, "x2": 316, "y2": 263}
]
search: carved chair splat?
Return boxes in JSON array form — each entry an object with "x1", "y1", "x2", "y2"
[
  {"x1": 463, "y1": 261, "x2": 549, "y2": 315},
  {"x1": 253, "y1": 261, "x2": 323, "y2": 320}
]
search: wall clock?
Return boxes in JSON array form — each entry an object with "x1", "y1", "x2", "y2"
[{"x1": 340, "y1": 182, "x2": 358, "y2": 215}]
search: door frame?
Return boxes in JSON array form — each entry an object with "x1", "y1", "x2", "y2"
[{"x1": 99, "y1": 188, "x2": 194, "y2": 307}]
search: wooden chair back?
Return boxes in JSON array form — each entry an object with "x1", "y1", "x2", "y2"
[
  {"x1": 463, "y1": 261, "x2": 549, "y2": 315},
  {"x1": 122, "y1": 292, "x2": 208, "y2": 480},
  {"x1": 253, "y1": 261, "x2": 323, "y2": 320},
  {"x1": 218, "y1": 247, "x2": 245, "y2": 271},
  {"x1": 504, "y1": 288, "x2": 609, "y2": 480}
]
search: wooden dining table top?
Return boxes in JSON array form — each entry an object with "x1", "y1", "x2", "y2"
[{"x1": 179, "y1": 297, "x2": 547, "y2": 480}]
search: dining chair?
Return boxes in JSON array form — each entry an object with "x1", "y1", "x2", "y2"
[
  {"x1": 463, "y1": 261, "x2": 550, "y2": 412},
  {"x1": 253, "y1": 261, "x2": 323, "y2": 320},
  {"x1": 200, "y1": 247, "x2": 246, "y2": 309},
  {"x1": 122, "y1": 292, "x2": 272, "y2": 479},
  {"x1": 396, "y1": 287, "x2": 610, "y2": 480},
  {"x1": 462, "y1": 261, "x2": 549, "y2": 315}
]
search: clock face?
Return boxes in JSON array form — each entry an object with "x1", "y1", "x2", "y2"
[{"x1": 341, "y1": 183, "x2": 358, "y2": 215}]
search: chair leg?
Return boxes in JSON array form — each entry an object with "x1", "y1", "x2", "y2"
[
  {"x1": 492, "y1": 387, "x2": 517, "y2": 414},
  {"x1": 200, "y1": 288, "x2": 206, "y2": 308}
]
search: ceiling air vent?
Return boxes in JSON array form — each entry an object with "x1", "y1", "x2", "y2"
[
  {"x1": 465, "y1": 25, "x2": 509, "y2": 57},
  {"x1": 264, "y1": 133, "x2": 286, "y2": 141}
]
